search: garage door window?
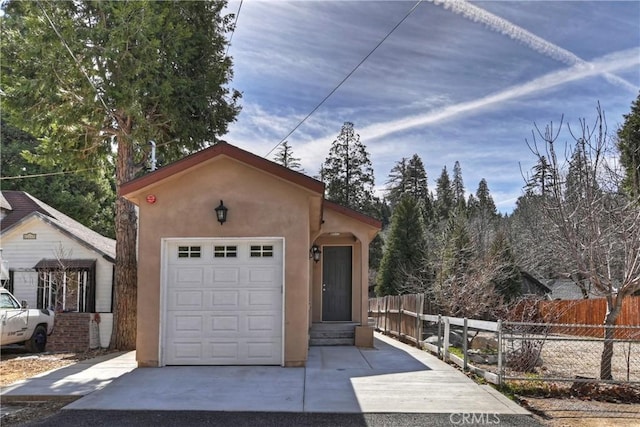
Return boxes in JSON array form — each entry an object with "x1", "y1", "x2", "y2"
[
  {"x1": 250, "y1": 245, "x2": 273, "y2": 257},
  {"x1": 214, "y1": 245, "x2": 237, "y2": 258},
  {"x1": 178, "y1": 246, "x2": 201, "y2": 258}
]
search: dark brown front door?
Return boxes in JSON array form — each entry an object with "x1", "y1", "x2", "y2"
[{"x1": 322, "y1": 246, "x2": 352, "y2": 321}]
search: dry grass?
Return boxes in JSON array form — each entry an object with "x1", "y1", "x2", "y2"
[{"x1": 0, "y1": 347, "x2": 116, "y2": 387}]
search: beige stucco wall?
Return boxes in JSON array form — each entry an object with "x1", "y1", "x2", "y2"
[{"x1": 127, "y1": 156, "x2": 318, "y2": 367}]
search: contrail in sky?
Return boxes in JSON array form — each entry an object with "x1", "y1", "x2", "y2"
[
  {"x1": 357, "y1": 48, "x2": 640, "y2": 142},
  {"x1": 430, "y1": 0, "x2": 637, "y2": 92}
]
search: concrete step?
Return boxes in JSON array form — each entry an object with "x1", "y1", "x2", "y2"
[
  {"x1": 309, "y1": 337, "x2": 355, "y2": 346},
  {"x1": 309, "y1": 331, "x2": 355, "y2": 339},
  {"x1": 309, "y1": 322, "x2": 357, "y2": 346},
  {"x1": 310, "y1": 322, "x2": 358, "y2": 331}
]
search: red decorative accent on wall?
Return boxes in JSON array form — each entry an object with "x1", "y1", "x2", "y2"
[{"x1": 145, "y1": 194, "x2": 157, "y2": 204}]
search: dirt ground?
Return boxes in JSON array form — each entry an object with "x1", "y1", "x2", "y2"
[
  {"x1": 0, "y1": 346, "x2": 116, "y2": 426},
  {"x1": 2, "y1": 347, "x2": 640, "y2": 426},
  {"x1": 511, "y1": 381, "x2": 640, "y2": 426}
]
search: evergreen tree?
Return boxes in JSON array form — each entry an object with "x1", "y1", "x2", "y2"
[
  {"x1": 525, "y1": 156, "x2": 553, "y2": 195},
  {"x1": 437, "y1": 209, "x2": 474, "y2": 285},
  {"x1": 476, "y1": 179, "x2": 498, "y2": 216},
  {"x1": 1, "y1": 0, "x2": 241, "y2": 350},
  {"x1": 385, "y1": 157, "x2": 408, "y2": 208},
  {"x1": 375, "y1": 196, "x2": 427, "y2": 296},
  {"x1": 1, "y1": 121, "x2": 116, "y2": 238},
  {"x1": 322, "y1": 122, "x2": 375, "y2": 213},
  {"x1": 617, "y1": 93, "x2": 640, "y2": 198},
  {"x1": 452, "y1": 161, "x2": 466, "y2": 210},
  {"x1": 488, "y1": 230, "x2": 522, "y2": 302},
  {"x1": 273, "y1": 141, "x2": 304, "y2": 172},
  {"x1": 469, "y1": 179, "x2": 498, "y2": 257},
  {"x1": 406, "y1": 154, "x2": 429, "y2": 201},
  {"x1": 435, "y1": 166, "x2": 454, "y2": 220}
]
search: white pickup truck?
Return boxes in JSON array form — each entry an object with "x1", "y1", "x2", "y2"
[{"x1": 0, "y1": 287, "x2": 55, "y2": 353}]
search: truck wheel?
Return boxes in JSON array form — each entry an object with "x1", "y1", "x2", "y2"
[{"x1": 26, "y1": 325, "x2": 47, "y2": 353}]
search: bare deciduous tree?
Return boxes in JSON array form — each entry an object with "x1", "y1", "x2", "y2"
[{"x1": 525, "y1": 104, "x2": 640, "y2": 380}]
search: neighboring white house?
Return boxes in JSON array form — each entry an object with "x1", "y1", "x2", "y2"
[{"x1": 0, "y1": 190, "x2": 115, "y2": 347}]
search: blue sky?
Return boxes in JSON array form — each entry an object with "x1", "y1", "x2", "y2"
[{"x1": 222, "y1": 1, "x2": 640, "y2": 213}]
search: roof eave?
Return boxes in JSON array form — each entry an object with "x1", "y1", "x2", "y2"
[{"x1": 120, "y1": 142, "x2": 325, "y2": 200}]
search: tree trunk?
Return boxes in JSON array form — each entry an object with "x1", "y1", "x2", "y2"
[
  {"x1": 600, "y1": 296, "x2": 622, "y2": 380},
  {"x1": 111, "y1": 131, "x2": 138, "y2": 350}
]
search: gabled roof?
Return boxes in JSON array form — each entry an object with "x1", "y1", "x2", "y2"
[
  {"x1": 0, "y1": 191, "x2": 116, "y2": 262},
  {"x1": 324, "y1": 200, "x2": 382, "y2": 229},
  {"x1": 120, "y1": 141, "x2": 381, "y2": 230},
  {"x1": 120, "y1": 141, "x2": 325, "y2": 196}
]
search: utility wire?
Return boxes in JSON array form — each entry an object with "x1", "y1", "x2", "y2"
[
  {"x1": 225, "y1": 0, "x2": 244, "y2": 57},
  {"x1": 1, "y1": 168, "x2": 102, "y2": 181},
  {"x1": 264, "y1": 0, "x2": 423, "y2": 158},
  {"x1": 37, "y1": 1, "x2": 114, "y2": 120}
]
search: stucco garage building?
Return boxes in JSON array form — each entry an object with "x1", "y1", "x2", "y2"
[{"x1": 120, "y1": 142, "x2": 380, "y2": 367}]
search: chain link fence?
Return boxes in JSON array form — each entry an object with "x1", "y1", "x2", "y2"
[
  {"x1": 501, "y1": 322, "x2": 640, "y2": 384},
  {"x1": 369, "y1": 296, "x2": 640, "y2": 385}
]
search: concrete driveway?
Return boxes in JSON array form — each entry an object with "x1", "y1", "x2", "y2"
[{"x1": 3, "y1": 333, "x2": 529, "y2": 416}]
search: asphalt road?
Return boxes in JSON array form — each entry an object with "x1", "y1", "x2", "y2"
[{"x1": 26, "y1": 410, "x2": 544, "y2": 426}]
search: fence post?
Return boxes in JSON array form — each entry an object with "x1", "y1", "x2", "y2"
[
  {"x1": 443, "y1": 317, "x2": 450, "y2": 362},
  {"x1": 399, "y1": 295, "x2": 403, "y2": 339},
  {"x1": 463, "y1": 317, "x2": 468, "y2": 371},
  {"x1": 417, "y1": 293, "x2": 424, "y2": 346},
  {"x1": 384, "y1": 296, "x2": 388, "y2": 335},
  {"x1": 437, "y1": 314, "x2": 442, "y2": 358},
  {"x1": 497, "y1": 319, "x2": 503, "y2": 386}
]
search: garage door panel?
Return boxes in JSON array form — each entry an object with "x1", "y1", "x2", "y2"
[
  {"x1": 248, "y1": 268, "x2": 277, "y2": 282},
  {"x1": 247, "y1": 289, "x2": 280, "y2": 306},
  {"x1": 212, "y1": 268, "x2": 239, "y2": 284},
  {"x1": 210, "y1": 290, "x2": 240, "y2": 308},
  {"x1": 174, "y1": 267, "x2": 206, "y2": 285},
  {"x1": 170, "y1": 312, "x2": 279, "y2": 336},
  {"x1": 166, "y1": 340, "x2": 280, "y2": 365},
  {"x1": 167, "y1": 313, "x2": 203, "y2": 338},
  {"x1": 210, "y1": 315, "x2": 239, "y2": 332},
  {"x1": 247, "y1": 314, "x2": 279, "y2": 332},
  {"x1": 164, "y1": 239, "x2": 282, "y2": 365},
  {"x1": 173, "y1": 342, "x2": 203, "y2": 361},
  {"x1": 172, "y1": 290, "x2": 204, "y2": 309}
]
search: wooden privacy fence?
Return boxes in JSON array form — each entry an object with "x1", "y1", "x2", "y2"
[
  {"x1": 538, "y1": 296, "x2": 640, "y2": 324},
  {"x1": 369, "y1": 294, "x2": 425, "y2": 345},
  {"x1": 522, "y1": 296, "x2": 640, "y2": 339}
]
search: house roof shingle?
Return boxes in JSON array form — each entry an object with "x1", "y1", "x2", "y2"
[{"x1": 0, "y1": 191, "x2": 116, "y2": 262}]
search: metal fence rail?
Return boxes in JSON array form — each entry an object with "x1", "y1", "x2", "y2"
[{"x1": 368, "y1": 295, "x2": 640, "y2": 386}]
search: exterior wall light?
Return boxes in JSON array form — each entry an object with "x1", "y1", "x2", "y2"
[
  {"x1": 215, "y1": 200, "x2": 228, "y2": 225},
  {"x1": 310, "y1": 244, "x2": 321, "y2": 263}
]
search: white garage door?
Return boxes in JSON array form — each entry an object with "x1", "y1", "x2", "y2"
[{"x1": 163, "y1": 239, "x2": 283, "y2": 365}]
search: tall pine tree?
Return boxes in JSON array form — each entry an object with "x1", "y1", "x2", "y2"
[
  {"x1": 617, "y1": 93, "x2": 640, "y2": 198},
  {"x1": 273, "y1": 141, "x2": 304, "y2": 172},
  {"x1": 322, "y1": 122, "x2": 375, "y2": 213},
  {"x1": 375, "y1": 196, "x2": 427, "y2": 296},
  {"x1": 435, "y1": 166, "x2": 454, "y2": 221},
  {"x1": 452, "y1": 161, "x2": 466, "y2": 210}
]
